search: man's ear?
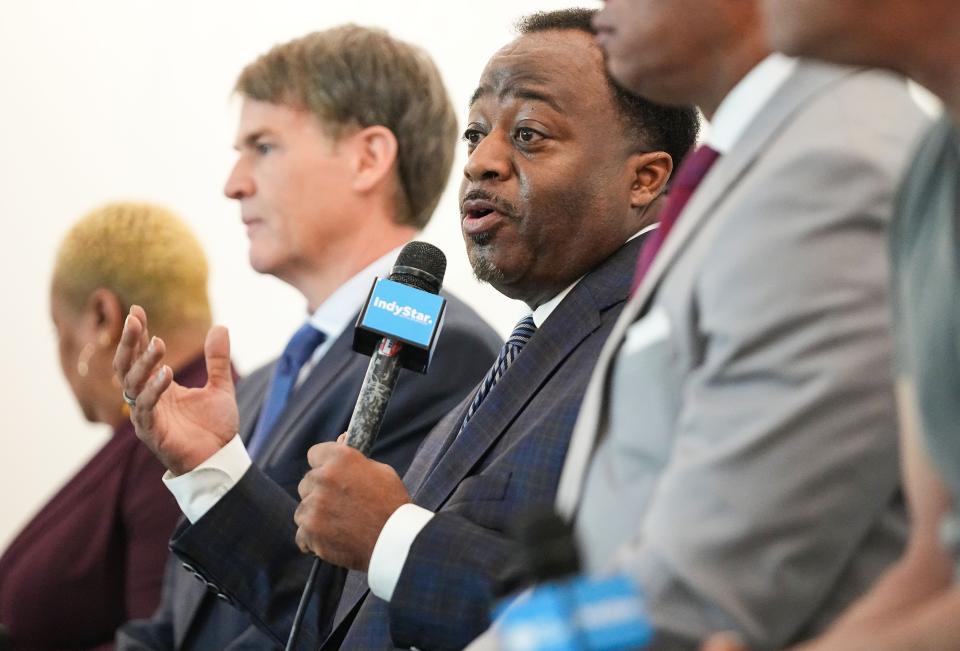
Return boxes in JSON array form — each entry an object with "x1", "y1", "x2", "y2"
[
  {"x1": 349, "y1": 125, "x2": 400, "y2": 194},
  {"x1": 85, "y1": 288, "x2": 124, "y2": 347},
  {"x1": 628, "y1": 150, "x2": 673, "y2": 209}
]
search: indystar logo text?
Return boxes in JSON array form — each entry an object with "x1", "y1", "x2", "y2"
[{"x1": 372, "y1": 297, "x2": 434, "y2": 325}]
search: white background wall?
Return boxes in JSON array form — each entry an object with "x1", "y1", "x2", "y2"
[{"x1": 0, "y1": 0, "x2": 599, "y2": 549}]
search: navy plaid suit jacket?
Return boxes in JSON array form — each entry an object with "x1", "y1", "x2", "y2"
[{"x1": 325, "y1": 238, "x2": 642, "y2": 650}]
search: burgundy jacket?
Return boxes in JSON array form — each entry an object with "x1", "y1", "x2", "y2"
[{"x1": 0, "y1": 356, "x2": 208, "y2": 650}]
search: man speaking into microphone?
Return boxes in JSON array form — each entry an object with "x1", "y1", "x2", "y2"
[{"x1": 115, "y1": 9, "x2": 700, "y2": 651}]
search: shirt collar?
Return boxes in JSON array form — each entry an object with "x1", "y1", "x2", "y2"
[
  {"x1": 528, "y1": 225, "x2": 656, "y2": 328},
  {"x1": 708, "y1": 53, "x2": 798, "y2": 154},
  {"x1": 307, "y1": 245, "x2": 404, "y2": 339}
]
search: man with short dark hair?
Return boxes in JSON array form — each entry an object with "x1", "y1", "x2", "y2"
[
  {"x1": 115, "y1": 9, "x2": 700, "y2": 650},
  {"x1": 703, "y1": 3, "x2": 960, "y2": 650},
  {"x1": 114, "y1": 25, "x2": 502, "y2": 650}
]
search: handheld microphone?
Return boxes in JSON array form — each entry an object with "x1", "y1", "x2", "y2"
[
  {"x1": 346, "y1": 241, "x2": 447, "y2": 454},
  {"x1": 285, "y1": 241, "x2": 447, "y2": 651}
]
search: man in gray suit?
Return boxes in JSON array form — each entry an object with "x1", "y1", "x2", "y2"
[
  {"x1": 548, "y1": 0, "x2": 928, "y2": 648},
  {"x1": 115, "y1": 26, "x2": 500, "y2": 649},
  {"x1": 704, "y1": 2, "x2": 960, "y2": 651}
]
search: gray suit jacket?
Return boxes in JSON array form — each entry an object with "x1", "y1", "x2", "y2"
[
  {"x1": 555, "y1": 61, "x2": 929, "y2": 649},
  {"x1": 117, "y1": 293, "x2": 501, "y2": 650}
]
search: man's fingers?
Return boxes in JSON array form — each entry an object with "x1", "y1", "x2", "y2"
[
  {"x1": 306, "y1": 442, "x2": 340, "y2": 467},
  {"x1": 134, "y1": 365, "x2": 172, "y2": 410},
  {"x1": 294, "y1": 501, "x2": 317, "y2": 554},
  {"x1": 297, "y1": 472, "x2": 315, "y2": 500},
  {"x1": 124, "y1": 336, "x2": 167, "y2": 399},
  {"x1": 337, "y1": 432, "x2": 347, "y2": 444},
  {"x1": 294, "y1": 527, "x2": 311, "y2": 554},
  {"x1": 129, "y1": 305, "x2": 150, "y2": 342},
  {"x1": 204, "y1": 325, "x2": 234, "y2": 392},
  {"x1": 113, "y1": 313, "x2": 143, "y2": 378},
  {"x1": 130, "y1": 365, "x2": 172, "y2": 434}
]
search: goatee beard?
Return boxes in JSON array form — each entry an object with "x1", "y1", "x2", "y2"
[{"x1": 468, "y1": 234, "x2": 505, "y2": 284}]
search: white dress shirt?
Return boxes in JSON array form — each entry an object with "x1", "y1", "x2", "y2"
[
  {"x1": 708, "y1": 53, "x2": 797, "y2": 154},
  {"x1": 164, "y1": 246, "x2": 403, "y2": 523}
]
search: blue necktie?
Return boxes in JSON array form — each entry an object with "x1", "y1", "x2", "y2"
[
  {"x1": 459, "y1": 315, "x2": 537, "y2": 432},
  {"x1": 247, "y1": 322, "x2": 326, "y2": 459}
]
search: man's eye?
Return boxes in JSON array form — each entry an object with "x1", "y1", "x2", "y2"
[
  {"x1": 462, "y1": 129, "x2": 484, "y2": 145},
  {"x1": 515, "y1": 127, "x2": 541, "y2": 143},
  {"x1": 255, "y1": 142, "x2": 273, "y2": 155}
]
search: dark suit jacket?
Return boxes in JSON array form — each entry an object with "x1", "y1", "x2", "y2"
[
  {"x1": 0, "y1": 357, "x2": 208, "y2": 651},
  {"x1": 159, "y1": 239, "x2": 641, "y2": 651},
  {"x1": 117, "y1": 293, "x2": 501, "y2": 650}
]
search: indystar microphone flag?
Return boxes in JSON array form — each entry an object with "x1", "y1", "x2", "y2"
[{"x1": 354, "y1": 277, "x2": 447, "y2": 373}]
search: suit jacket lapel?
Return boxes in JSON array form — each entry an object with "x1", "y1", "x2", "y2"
[
  {"x1": 557, "y1": 60, "x2": 854, "y2": 516},
  {"x1": 401, "y1": 395, "x2": 473, "y2": 496},
  {"x1": 257, "y1": 327, "x2": 357, "y2": 464},
  {"x1": 414, "y1": 309, "x2": 599, "y2": 512},
  {"x1": 329, "y1": 569, "x2": 370, "y2": 643},
  {"x1": 237, "y1": 366, "x2": 273, "y2": 445}
]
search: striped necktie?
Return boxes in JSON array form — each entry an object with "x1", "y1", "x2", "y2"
[{"x1": 460, "y1": 315, "x2": 537, "y2": 431}]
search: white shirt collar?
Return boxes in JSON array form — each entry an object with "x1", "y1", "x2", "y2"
[
  {"x1": 708, "y1": 53, "x2": 798, "y2": 154},
  {"x1": 531, "y1": 283, "x2": 575, "y2": 328},
  {"x1": 528, "y1": 225, "x2": 657, "y2": 328},
  {"x1": 307, "y1": 245, "x2": 404, "y2": 339}
]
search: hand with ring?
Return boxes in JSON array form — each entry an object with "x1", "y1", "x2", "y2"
[{"x1": 113, "y1": 305, "x2": 239, "y2": 475}]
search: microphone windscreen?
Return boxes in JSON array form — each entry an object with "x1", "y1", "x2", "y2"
[{"x1": 390, "y1": 241, "x2": 446, "y2": 294}]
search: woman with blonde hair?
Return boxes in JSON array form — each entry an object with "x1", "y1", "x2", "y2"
[{"x1": 0, "y1": 202, "x2": 217, "y2": 649}]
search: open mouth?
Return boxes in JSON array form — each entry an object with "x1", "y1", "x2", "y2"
[
  {"x1": 461, "y1": 198, "x2": 507, "y2": 236},
  {"x1": 466, "y1": 207, "x2": 495, "y2": 219}
]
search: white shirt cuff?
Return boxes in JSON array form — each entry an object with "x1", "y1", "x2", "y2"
[
  {"x1": 367, "y1": 503, "x2": 435, "y2": 602},
  {"x1": 162, "y1": 434, "x2": 252, "y2": 524}
]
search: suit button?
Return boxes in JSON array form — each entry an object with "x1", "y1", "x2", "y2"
[{"x1": 216, "y1": 591, "x2": 235, "y2": 605}]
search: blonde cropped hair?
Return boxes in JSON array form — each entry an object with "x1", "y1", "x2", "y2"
[
  {"x1": 235, "y1": 25, "x2": 458, "y2": 229},
  {"x1": 52, "y1": 202, "x2": 212, "y2": 335}
]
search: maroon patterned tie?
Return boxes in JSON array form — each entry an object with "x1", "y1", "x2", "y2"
[{"x1": 631, "y1": 145, "x2": 721, "y2": 293}]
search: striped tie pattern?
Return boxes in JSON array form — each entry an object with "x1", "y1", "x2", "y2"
[{"x1": 460, "y1": 315, "x2": 537, "y2": 430}]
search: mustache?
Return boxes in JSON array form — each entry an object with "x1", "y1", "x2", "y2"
[{"x1": 460, "y1": 188, "x2": 519, "y2": 219}]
